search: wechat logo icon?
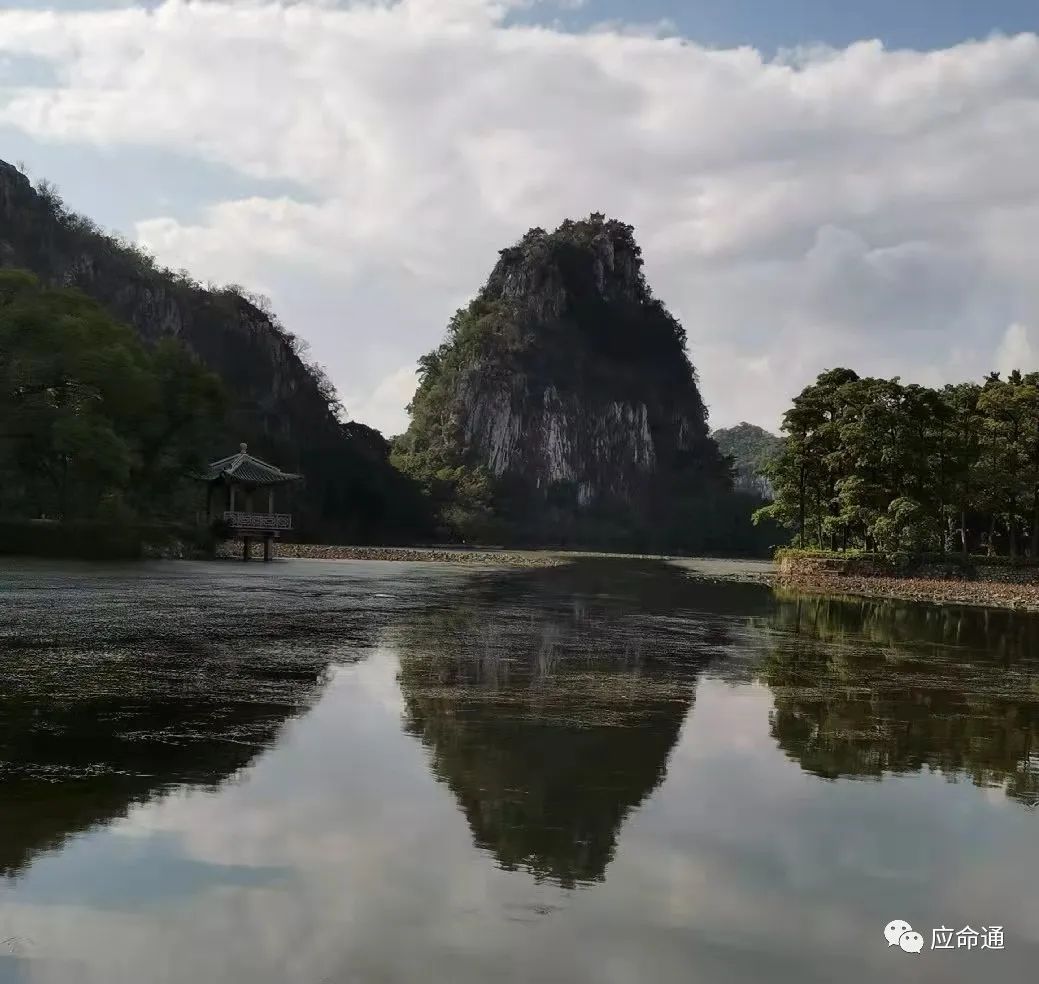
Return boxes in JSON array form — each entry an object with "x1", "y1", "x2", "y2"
[{"x1": 884, "y1": 920, "x2": 924, "y2": 954}]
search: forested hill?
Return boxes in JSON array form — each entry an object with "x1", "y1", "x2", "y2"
[
  {"x1": 0, "y1": 159, "x2": 428, "y2": 541},
  {"x1": 712, "y1": 423, "x2": 783, "y2": 498}
]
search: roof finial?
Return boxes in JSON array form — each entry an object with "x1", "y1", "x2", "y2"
[{"x1": 240, "y1": 442, "x2": 248, "y2": 453}]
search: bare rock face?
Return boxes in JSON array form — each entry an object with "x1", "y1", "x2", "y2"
[
  {"x1": 0, "y1": 159, "x2": 428, "y2": 540},
  {"x1": 395, "y1": 214, "x2": 730, "y2": 544},
  {"x1": 459, "y1": 378, "x2": 659, "y2": 498}
]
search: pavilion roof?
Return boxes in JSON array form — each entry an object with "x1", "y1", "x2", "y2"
[{"x1": 199, "y1": 444, "x2": 302, "y2": 486}]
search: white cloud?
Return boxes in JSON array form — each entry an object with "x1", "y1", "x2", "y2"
[
  {"x1": 2, "y1": 2, "x2": 1039, "y2": 434},
  {"x1": 346, "y1": 364, "x2": 420, "y2": 435},
  {"x1": 995, "y1": 322, "x2": 1037, "y2": 377}
]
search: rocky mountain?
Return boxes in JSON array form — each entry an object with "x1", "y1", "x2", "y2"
[
  {"x1": 712, "y1": 422, "x2": 783, "y2": 498},
  {"x1": 0, "y1": 159, "x2": 428, "y2": 540},
  {"x1": 393, "y1": 214, "x2": 739, "y2": 550}
]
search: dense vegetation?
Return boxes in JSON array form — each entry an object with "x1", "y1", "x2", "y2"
[
  {"x1": 0, "y1": 270, "x2": 224, "y2": 525},
  {"x1": 757, "y1": 368, "x2": 1039, "y2": 557},
  {"x1": 712, "y1": 422, "x2": 783, "y2": 497},
  {"x1": 1, "y1": 160, "x2": 432, "y2": 544},
  {"x1": 388, "y1": 297, "x2": 502, "y2": 539}
]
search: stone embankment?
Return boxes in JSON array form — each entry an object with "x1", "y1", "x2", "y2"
[{"x1": 776, "y1": 553, "x2": 1039, "y2": 611}]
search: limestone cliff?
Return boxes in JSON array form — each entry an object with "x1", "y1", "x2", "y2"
[
  {"x1": 0, "y1": 159, "x2": 428, "y2": 540},
  {"x1": 394, "y1": 214, "x2": 732, "y2": 547}
]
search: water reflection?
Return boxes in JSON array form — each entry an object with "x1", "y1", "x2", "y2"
[
  {"x1": 395, "y1": 561, "x2": 767, "y2": 886},
  {"x1": 760, "y1": 592, "x2": 1039, "y2": 806},
  {"x1": 0, "y1": 647, "x2": 329, "y2": 878},
  {"x1": 0, "y1": 560, "x2": 459, "y2": 880},
  {"x1": 3, "y1": 560, "x2": 1039, "y2": 983}
]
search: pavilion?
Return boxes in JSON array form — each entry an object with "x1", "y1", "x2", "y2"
[{"x1": 198, "y1": 443, "x2": 302, "y2": 561}]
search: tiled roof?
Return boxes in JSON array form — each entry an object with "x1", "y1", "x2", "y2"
[{"x1": 199, "y1": 444, "x2": 302, "y2": 486}]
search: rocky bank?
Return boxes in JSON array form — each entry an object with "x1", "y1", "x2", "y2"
[{"x1": 776, "y1": 553, "x2": 1039, "y2": 612}]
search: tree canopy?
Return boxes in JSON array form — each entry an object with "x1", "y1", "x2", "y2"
[
  {"x1": 0, "y1": 270, "x2": 225, "y2": 522},
  {"x1": 757, "y1": 368, "x2": 1039, "y2": 557}
]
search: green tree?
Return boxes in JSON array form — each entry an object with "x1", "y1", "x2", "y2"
[
  {"x1": 760, "y1": 367, "x2": 1039, "y2": 557},
  {"x1": 943, "y1": 382, "x2": 984, "y2": 555},
  {"x1": 755, "y1": 368, "x2": 859, "y2": 548},
  {"x1": 977, "y1": 372, "x2": 1039, "y2": 558},
  {"x1": 129, "y1": 338, "x2": 226, "y2": 516},
  {"x1": 0, "y1": 270, "x2": 224, "y2": 521},
  {"x1": 1022, "y1": 372, "x2": 1039, "y2": 557}
]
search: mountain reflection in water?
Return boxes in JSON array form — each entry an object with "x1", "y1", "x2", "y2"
[
  {"x1": 2, "y1": 559, "x2": 1039, "y2": 984},
  {"x1": 394, "y1": 561, "x2": 771, "y2": 887},
  {"x1": 4, "y1": 558, "x2": 1039, "y2": 900}
]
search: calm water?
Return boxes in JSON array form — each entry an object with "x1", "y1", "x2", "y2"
[{"x1": 0, "y1": 557, "x2": 1037, "y2": 983}]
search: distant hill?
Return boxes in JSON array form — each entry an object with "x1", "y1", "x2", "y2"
[{"x1": 712, "y1": 422, "x2": 783, "y2": 499}]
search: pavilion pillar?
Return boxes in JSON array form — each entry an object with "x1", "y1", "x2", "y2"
[
  {"x1": 242, "y1": 536, "x2": 251, "y2": 561},
  {"x1": 263, "y1": 536, "x2": 272, "y2": 562},
  {"x1": 229, "y1": 484, "x2": 236, "y2": 514}
]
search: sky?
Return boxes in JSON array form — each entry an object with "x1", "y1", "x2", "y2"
[{"x1": 1, "y1": 1, "x2": 1039, "y2": 437}]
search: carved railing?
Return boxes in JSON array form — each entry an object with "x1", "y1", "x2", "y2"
[{"x1": 223, "y1": 510, "x2": 292, "y2": 531}]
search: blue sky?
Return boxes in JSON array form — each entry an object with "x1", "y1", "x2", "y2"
[
  {"x1": 6, "y1": 0, "x2": 1039, "y2": 52},
  {"x1": 536, "y1": 0, "x2": 1039, "y2": 52},
  {"x1": 2, "y1": 0, "x2": 1039, "y2": 435}
]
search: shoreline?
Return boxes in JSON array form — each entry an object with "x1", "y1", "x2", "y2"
[
  {"x1": 12, "y1": 537, "x2": 1038, "y2": 611},
  {"x1": 212, "y1": 542, "x2": 778, "y2": 577},
  {"x1": 214, "y1": 542, "x2": 566, "y2": 567},
  {"x1": 773, "y1": 569, "x2": 1039, "y2": 613}
]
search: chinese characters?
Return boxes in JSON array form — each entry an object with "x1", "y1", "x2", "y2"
[{"x1": 931, "y1": 926, "x2": 1004, "y2": 951}]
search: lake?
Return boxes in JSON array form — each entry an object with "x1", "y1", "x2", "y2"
[{"x1": 0, "y1": 557, "x2": 1037, "y2": 983}]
